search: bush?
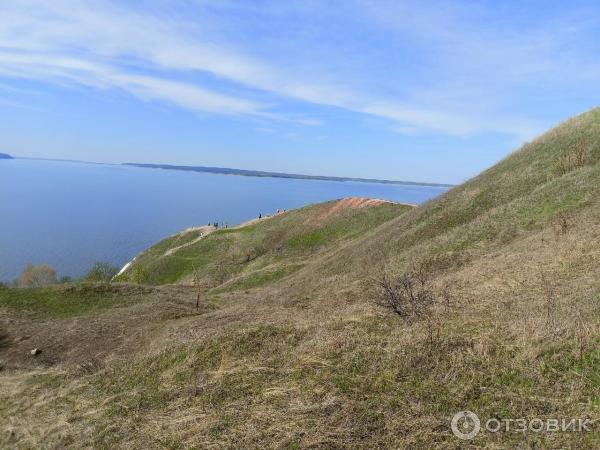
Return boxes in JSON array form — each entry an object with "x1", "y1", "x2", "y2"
[
  {"x1": 84, "y1": 262, "x2": 119, "y2": 282},
  {"x1": 552, "y1": 138, "x2": 593, "y2": 176},
  {"x1": 373, "y1": 266, "x2": 435, "y2": 322},
  {"x1": 131, "y1": 265, "x2": 149, "y2": 284},
  {"x1": 18, "y1": 264, "x2": 57, "y2": 288}
]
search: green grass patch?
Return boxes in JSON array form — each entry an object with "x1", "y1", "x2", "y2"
[{"x1": 0, "y1": 284, "x2": 147, "y2": 319}]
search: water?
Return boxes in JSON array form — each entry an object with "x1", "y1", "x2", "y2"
[{"x1": 0, "y1": 159, "x2": 448, "y2": 281}]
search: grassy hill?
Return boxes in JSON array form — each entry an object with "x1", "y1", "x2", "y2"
[
  {"x1": 116, "y1": 198, "x2": 412, "y2": 290},
  {"x1": 298, "y1": 108, "x2": 600, "y2": 288},
  {"x1": 1, "y1": 109, "x2": 600, "y2": 448}
]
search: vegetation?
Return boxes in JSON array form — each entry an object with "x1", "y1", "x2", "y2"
[
  {"x1": 2, "y1": 109, "x2": 600, "y2": 448},
  {"x1": 17, "y1": 264, "x2": 57, "y2": 288},
  {"x1": 0, "y1": 283, "x2": 148, "y2": 319},
  {"x1": 213, "y1": 263, "x2": 304, "y2": 293},
  {"x1": 116, "y1": 199, "x2": 411, "y2": 289},
  {"x1": 83, "y1": 262, "x2": 119, "y2": 282},
  {"x1": 373, "y1": 264, "x2": 440, "y2": 321}
]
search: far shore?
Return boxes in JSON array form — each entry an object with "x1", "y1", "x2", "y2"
[{"x1": 7, "y1": 156, "x2": 455, "y2": 187}]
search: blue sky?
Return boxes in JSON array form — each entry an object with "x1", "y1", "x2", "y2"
[{"x1": 0, "y1": 1, "x2": 599, "y2": 184}]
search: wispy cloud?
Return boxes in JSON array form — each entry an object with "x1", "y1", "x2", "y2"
[
  {"x1": 0, "y1": 52, "x2": 264, "y2": 115},
  {"x1": 0, "y1": 0, "x2": 598, "y2": 140}
]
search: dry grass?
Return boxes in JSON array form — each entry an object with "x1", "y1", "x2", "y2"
[{"x1": 2, "y1": 109, "x2": 600, "y2": 448}]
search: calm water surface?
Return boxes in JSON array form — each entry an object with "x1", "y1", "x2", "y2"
[{"x1": 0, "y1": 159, "x2": 448, "y2": 281}]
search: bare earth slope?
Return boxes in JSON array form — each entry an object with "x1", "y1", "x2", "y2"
[{"x1": 1, "y1": 110, "x2": 600, "y2": 448}]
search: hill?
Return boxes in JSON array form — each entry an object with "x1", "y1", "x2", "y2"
[
  {"x1": 1, "y1": 109, "x2": 600, "y2": 448},
  {"x1": 116, "y1": 198, "x2": 413, "y2": 288},
  {"x1": 0, "y1": 153, "x2": 13, "y2": 159}
]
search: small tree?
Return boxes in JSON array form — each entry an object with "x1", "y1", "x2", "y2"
[
  {"x1": 84, "y1": 262, "x2": 119, "y2": 282},
  {"x1": 18, "y1": 264, "x2": 57, "y2": 288},
  {"x1": 191, "y1": 264, "x2": 208, "y2": 309}
]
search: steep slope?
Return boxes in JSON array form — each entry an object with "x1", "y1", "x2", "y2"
[
  {"x1": 1, "y1": 110, "x2": 600, "y2": 449},
  {"x1": 279, "y1": 109, "x2": 600, "y2": 294}
]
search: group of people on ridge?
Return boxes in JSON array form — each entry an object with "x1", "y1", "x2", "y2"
[{"x1": 209, "y1": 208, "x2": 286, "y2": 229}]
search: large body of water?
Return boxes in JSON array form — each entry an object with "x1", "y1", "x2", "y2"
[{"x1": 0, "y1": 159, "x2": 449, "y2": 281}]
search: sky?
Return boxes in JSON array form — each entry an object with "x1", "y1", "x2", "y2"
[{"x1": 0, "y1": 1, "x2": 599, "y2": 184}]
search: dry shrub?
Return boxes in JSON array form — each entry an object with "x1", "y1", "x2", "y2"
[
  {"x1": 244, "y1": 243, "x2": 267, "y2": 262},
  {"x1": 540, "y1": 269, "x2": 558, "y2": 336},
  {"x1": 18, "y1": 264, "x2": 57, "y2": 288},
  {"x1": 553, "y1": 212, "x2": 570, "y2": 237},
  {"x1": 373, "y1": 264, "x2": 436, "y2": 322},
  {"x1": 553, "y1": 137, "x2": 592, "y2": 176},
  {"x1": 572, "y1": 311, "x2": 591, "y2": 363}
]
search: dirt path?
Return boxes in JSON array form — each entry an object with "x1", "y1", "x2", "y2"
[
  {"x1": 233, "y1": 209, "x2": 288, "y2": 229},
  {"x1": 164, "y1": 226, "x2": 215, "y2": 256},
  {"x1": 163, "y1": 213, "x2": 286, "y2": 258}
]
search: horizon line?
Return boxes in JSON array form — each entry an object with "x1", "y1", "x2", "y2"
[{"x1": 10, "y1": 155, "x2": 455, "y2": 187}]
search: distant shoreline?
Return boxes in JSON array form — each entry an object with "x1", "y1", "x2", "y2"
[
  {"x1": 8, "y1": 156, "x2": 454, "y2": 187},
  {"x1": 124, "y1": 162, "x2": 454, "y2": 187}
]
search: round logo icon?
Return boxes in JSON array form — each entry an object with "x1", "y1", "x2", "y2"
[{"x1": 451, "y1": 411, "x2": 481, "y2": 440}]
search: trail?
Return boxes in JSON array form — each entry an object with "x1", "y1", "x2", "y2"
[
  {"x1": 162, "y1": 214, "x2": 283, "y2": 258},
  {"x1": 164, "y1": 226, "x2": 215, "y2": 256}
]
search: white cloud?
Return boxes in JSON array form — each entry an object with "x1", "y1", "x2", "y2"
[
  {"x1": 0, "y1": 0, "x2": 597, "y2": 139},
  {"x1": 0, "y1": 51, "x2": 265, "y2": 115}
]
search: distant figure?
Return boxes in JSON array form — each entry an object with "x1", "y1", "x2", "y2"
[{"x1": 258, "y1": 213, "x2": 262, "y2": 219}]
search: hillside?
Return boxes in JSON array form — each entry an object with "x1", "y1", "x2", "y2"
[
  {"x1": 0, "y1": 153, "x2": 13, "y2": 159},
  {"x1": 295, "y1": 108, "x2": 600, "y2": 290},
  {"x1": 1, "y1": 109, "x2": 600, "y2": 448},
  {"x1": 116, "y1": 198, "x2": 413, "y2": 289}
]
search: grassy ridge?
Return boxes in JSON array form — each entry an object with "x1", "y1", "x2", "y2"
[{"x1": 116, "y1": 200, "x2": 412, "y2": 289}]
